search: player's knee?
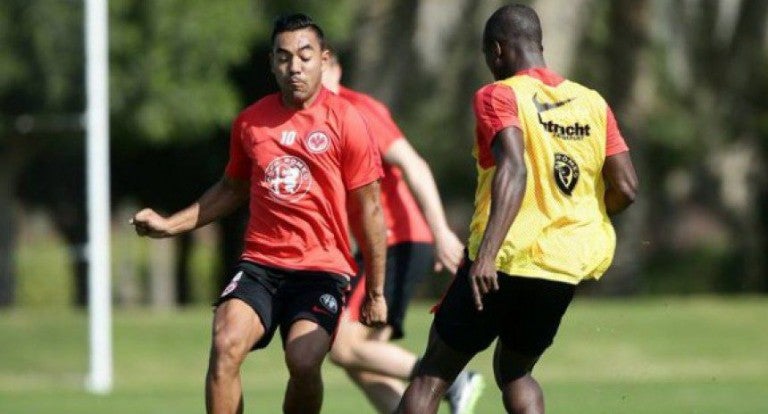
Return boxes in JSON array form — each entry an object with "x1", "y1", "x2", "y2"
[
  {"x1": 502, "y1": 375, "x2": 544, "y2": 414},
  {"x1": 398, "y1": 378, "x2": 443, "y2": 413},
  {"x1": 285, "y1": 349, "x2": 323, "y2": 378},
  {"x1": 211, "y1": 329, "x2": 250, "y2": 369},
  {"x1": 328, "y1": 341, "x2": 354, "y2": 367}
]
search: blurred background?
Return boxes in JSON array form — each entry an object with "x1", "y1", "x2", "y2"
[{"x1": 1, "y1": 0, "x2": 767, "y2": 413}]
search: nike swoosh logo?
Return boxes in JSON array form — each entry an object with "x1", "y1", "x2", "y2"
[{"x1": 532, "y1": 93, "x2": 575, "y2": 113}]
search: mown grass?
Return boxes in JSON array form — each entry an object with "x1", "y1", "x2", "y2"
[{"x1": 1, "y1": 297, "x2": 767, "y2": 413}]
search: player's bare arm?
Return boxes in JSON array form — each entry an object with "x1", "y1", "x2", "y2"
[
  {"x1": 602, "y1": 151, "x2": 638, "y2": 215},
  {"x1": 351, "y1": 180, "x2": 388, "y2": 327},
  {"x1": 131, "y1": 176, "x2": 249, "y2": 238},
  {"x1": 470, "y1": 127, "x2": 527, "y2": 311},
  {"x1": 383, "y1": 139, "x2": 464, "y2": 274}
]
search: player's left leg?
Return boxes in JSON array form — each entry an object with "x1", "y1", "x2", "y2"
[
  {"x1": 331, "y1": 320, "x2": 410, "y2": 413},
  {"x1": 494, "y1": 275, "x2": 576, "y2": 414},
  {"x1": 330, "y1": 315, "x2": 416, "y2": 378},
  {"x1": 280, "y1": 272, "x2": 349, "y2": 414},
  {"x1": 282, "y1": 319, "x2": 332, "y2": 414}
]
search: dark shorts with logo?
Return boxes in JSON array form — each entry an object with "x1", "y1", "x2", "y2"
[
  {"x1": 349, "y1": 242, "x2": 435, "y2": 340},
  {"x1": 434, "y1": 254, "x2": 576, "y2": 357},
  {"x1": 215, "y1": 260, "x2": 350, "y2": 350}
]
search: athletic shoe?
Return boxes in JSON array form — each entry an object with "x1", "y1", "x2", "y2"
[{"x1": 446, "y1": 370, "x2": 485, "y2": 414}]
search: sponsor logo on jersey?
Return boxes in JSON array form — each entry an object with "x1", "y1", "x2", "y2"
[
  {"x1": 264, "y1": 156, "x2": 312, "y2": 202},
  {"x1": 319, "y1": 293, "x2": 338, "y2": 314},
  {"x1": 532, "y1": 93, "x2": 591, "y2": 140},
  {"x1": 554, "y1": 153, "x2": 580, "y2": 196},
  {"x1": 305, "y1": 131, "x2": 330, "y2": 153}
]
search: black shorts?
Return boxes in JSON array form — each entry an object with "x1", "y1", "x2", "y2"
[
  {"x1": 434, "y1": 255, "x2": 575, "y2": 357},
  {"x1": 349, "y1": 242, "x2": 434, "y2": 339},
  {"x1": 215, "y1": 260, "x2": 350, "y2": 350}
]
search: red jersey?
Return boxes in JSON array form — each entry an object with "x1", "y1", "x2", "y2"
[
  {"x1": 225, "y1": 87, "x2": 383, "y2": 276},
  {"x1": 337, "y1": 86, "x2": 433, "y2": 248}
]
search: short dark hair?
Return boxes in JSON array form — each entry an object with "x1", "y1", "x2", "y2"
[
  {"x1": 483, "y1": 4, "x2": 542, "y2": 51},
  {"x1": 271, "y1": 13, "x2": 326, "y2": 49}
]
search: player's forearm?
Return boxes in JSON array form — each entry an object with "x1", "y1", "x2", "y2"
[
  {"x1": 399, "y1": 155, "x2": 454, "y2": 237},
  {"x1": 602, "y1": 152, "x2": 638, "y2": 215},
  {"x1": 604, "y1": 186, "x2": 635, "y2": 215},
  {"x1": 358, "y1": 188, "x2": 386, "y2": 298},
  {"x1": 476, "y1": 162, "x2": 526, "y2": 262},
  {"x1": 167, "y1": 178, "x2": 248, "y2": 235}
]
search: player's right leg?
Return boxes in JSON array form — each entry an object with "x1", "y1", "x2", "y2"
[
  {"x1": 493, "y1": 342, "x2": 543, "y2": 414},
  {"x1": 205, "y1": 299, "x2": 265, "y2": 414},
  {"x1": 398, "y1": 258, "x2": 496, "y2": 414},
  {"x1": 397, "y1": 326, "x2": 475, "y2": 414},
  {"x1": 206, "y1": 262, "x2": 279, "y2": 414}
]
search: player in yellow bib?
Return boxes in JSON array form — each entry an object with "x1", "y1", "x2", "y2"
[{"x1": 398, "y1": 4, "x2": 638, "y2": 414}]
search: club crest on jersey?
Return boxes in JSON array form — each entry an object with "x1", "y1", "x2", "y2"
[
  {"x1": 264, "y1": 155, "x2": 312, "y2": 203},
  {"x1": 305, "y1": 130, "x2": 330, "y2": 154},
  {"x1": 554, "y1": 153, "x2": 579, "y2": 196},
  {"x1": 319, "y1": 294, "x2": 338, "y2": 314}
]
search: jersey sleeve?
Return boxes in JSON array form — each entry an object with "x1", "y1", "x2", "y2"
[
  {"x1": 605, "y1": 106, "x2": 629, "y2": 156},
  {"x1": 341, "y1": 106, "x2": 384, "y2": 190},
  {"x1": 367, "y1": 99, "x2": 405, "y2": 154},
  {"x1": 473, "y1": 83, "x2": 519, "y2": 167},
  {"x1": 224, "y1": 113, "x2": 252, "y2": 181}
]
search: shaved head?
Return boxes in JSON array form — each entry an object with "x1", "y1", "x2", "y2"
[{"x1": 483, "y1": 4, "x2": 543, "y2": 52}]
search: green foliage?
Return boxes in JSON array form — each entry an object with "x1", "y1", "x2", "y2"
[
  {"x1": 262, "y1": 0, "x2": 359, "y2": 44},
  {"x1": 0, "y1": 0, "x2": 259, "y2": 144},
  {"x1": 0, "y1": 1, "x2": 85, "y2": 122},
  {"x1": 109, "y1": 0, "x2": 258, "y2": 142}
]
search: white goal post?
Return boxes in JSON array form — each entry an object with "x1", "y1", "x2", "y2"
[{"x1": 85, "y1": 0, "x2": 112, "y2": 394}]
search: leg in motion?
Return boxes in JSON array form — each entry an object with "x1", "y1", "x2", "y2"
[
  {"x1": 283, "y1": 319, "x2": 333, "y2": 414},
  {"x1": 493, "y1": 341, "x2": 543, "y2": 414},
  {"x1": 398, "y1": 327, "x2": 476, "y2": 414},
  {"x1": 206, "y1": 299, "x2": 264, "y2": 414}
]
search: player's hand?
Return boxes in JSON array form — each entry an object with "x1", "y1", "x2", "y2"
[
  {"x1": 468, "y1": 257, "x2": 499, "y2": 311},
  {"x1": 433, "y1": 228, "x2": 464, "y2": 275},
  {"x1": 360, "y1": 294, "x2": 388, "y2": 328},
  {"x1": 129, "y1": 208, "x2": 173, "y2": 238}
]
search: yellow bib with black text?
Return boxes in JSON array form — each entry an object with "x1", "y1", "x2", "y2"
[{"x1": 468, "y1": 75, "x2": 615, "y2": 284}]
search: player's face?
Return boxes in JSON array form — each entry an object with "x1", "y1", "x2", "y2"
[{"x1": 271, "y1": 28, "x2": 328, "y2": 108}]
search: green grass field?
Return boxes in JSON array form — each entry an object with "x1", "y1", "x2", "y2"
[{"x1": 1, "y1": 297, "x2": 767, "y2": 413}]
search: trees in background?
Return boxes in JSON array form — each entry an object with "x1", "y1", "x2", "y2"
[
  {"x1": 2, "y1": 0, "x2": 256, "y2": 306},
  {"x1": 2, "y1": 0, "x2": 767, "y2": 307}
]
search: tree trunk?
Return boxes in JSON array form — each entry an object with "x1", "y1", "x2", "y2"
[
  {"x1": 0, "y1": 160, "x2": 18, "y2": 307},
  {"x1": 0, "y1": 138, "x2": 29, "y2": 307},
  {"x1": 148, "y1": 237, "x2": 177, "y2": 309},
  {"x1": 592, "y1": 0, "x2": 652, "y2": 295}
]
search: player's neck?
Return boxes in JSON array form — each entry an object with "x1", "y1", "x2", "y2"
[{"x1": 515, "y1": 52, "x2": 546, "y2": 73}]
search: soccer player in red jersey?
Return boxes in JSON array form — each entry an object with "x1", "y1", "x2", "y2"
[
  {"x1": 321, "y1": 53, "x2": 484, "y2": 414},
  {"x1": 130, "y1": 14, "x2": 387, "y2": 414},
  {"x1": 399, "y1": 4, "x2": 638, "y2": 414}
]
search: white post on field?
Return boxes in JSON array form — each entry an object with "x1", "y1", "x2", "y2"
[{"x1": 85, "y1": 0, "x2": 112, "y2": 394}]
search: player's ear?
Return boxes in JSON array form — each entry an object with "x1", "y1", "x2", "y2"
[
  {"x1": 268, "y1": 51, "x2": 276, "y2": 74},
  {"x1": 492, "y1": 40, "x2": 503, "y2": 58},
  {"x1": 320, "y1": 48, "x2": 330, "y2": 69}
]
